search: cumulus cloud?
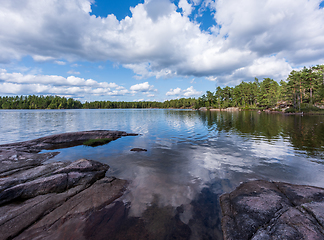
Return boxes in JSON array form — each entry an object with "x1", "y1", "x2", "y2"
[
  {"x1": 166, "y1": 87, "x2": 182, "y2": 96},
  {"x1": 55, "y1": 61, "x2": 66, "y2": 65},
  {"x1": 144, "y1": 0, "x2": 176, "y2": 21},
  {"x1": 0, "y1": 69, "x2": 126, "y2": 96},
  {"x1": 206, "y1": 76, "x2": 217, "y2": 81},
  {"x1": 0, "y1": 0, "x2": 324, "y2": 85},
  {"x1": 130, "y1": 82, "x2": 156, "y2": 93},
  {"x1": 179, "y1": 0, "x2": 194, "y2": 16},
  {"x1": 166, "y1": 86, "x2": 202, "y2": 97}
]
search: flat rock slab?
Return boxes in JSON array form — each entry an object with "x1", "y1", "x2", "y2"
[
  {"x1": 0, "y1": 130, "x2": 137, "y2": 179},
  {"x1": 220, "y1": 180, "x2": 324, "y2": 240},
  {"x1": 0, "y1": 131, "x2": 136, "y2": 240},
  {"x1": 0, "y1": 130, "x2": 138, "y2": 153},
  {"x1": 14, "y1": 177, "x2": 128, "y2": 240},
  {"x1": 0, "y1": 158, "x2": 116, "y2": 240}
]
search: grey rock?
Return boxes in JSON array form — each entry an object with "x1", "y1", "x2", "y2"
[
  {"x1": 220, "y1": 180, "x2": 324, "y2": 240},
  {"x1": 252, "y1": 207, "x2": 324, "y2": 240},
  {"x1": 0, "y1": 162, "x2": 68, "y2": 192},
  {"x1": 0, "y1": 174, "x2": 68, "y2": 205},
  {"x1": 0, "y1": 151, "x2": 59, "y2": 176},
  {"x1": 276, "y1": 181, "x2": 324, "y2": 205},
  {"x1": 0, "y1": 185, "x2": 86, "y2": 240},
  {"x1": 0, "y1": 131, "x2": 134, "y2": 240},
  {"x1": 0, "y1": 159, "x2": 109, "y2": 205},
  {"x1": 14, "y1": 177, "x2": 128, "y2": 240},
  {"x1": 302, "y1": 201, "x2": 324, "y2": 228},
  {"x1": 0, "y1": 130, "x2": 138, "y2": 153},
  {"x1": 54, "y1": 158, "x2": 109, "y2": 174}
]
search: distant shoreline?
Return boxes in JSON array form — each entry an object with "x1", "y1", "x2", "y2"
[{"x1": 198, "y1": 107, "x2": 324, "y2": 115}]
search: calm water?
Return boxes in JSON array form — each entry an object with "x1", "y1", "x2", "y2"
[{"x1": 1, "y1": 109, "x2": 324, "y2": 239}]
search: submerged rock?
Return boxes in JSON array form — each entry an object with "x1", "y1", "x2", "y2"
[
  {"x1": 130, "y1": 148, "x2": 148, "y2": 152},
  {"x1": 220, "y1": 180, "x2": 324, "y2": 240}
]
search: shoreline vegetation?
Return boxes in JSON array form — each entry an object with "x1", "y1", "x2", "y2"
[{"x1": 1, "y1": 65, "x2": 323, "y2": 113}]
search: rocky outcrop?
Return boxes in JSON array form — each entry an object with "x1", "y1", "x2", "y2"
[
  {"x1": 0, "y1": 130, "x2": 137, "y2": 153},
  {"x1": 0, "y1": 131, "x2": 134, "y2": 240},
  {"x1": 220, "y1": 180, "x2": 324, "y2": 240},
  {"x1": 0, "y1": 158, "x2": 128, "y2": 240},
  {"x1": 14, "y1": 177, "x2": 128, "y2": 240}
]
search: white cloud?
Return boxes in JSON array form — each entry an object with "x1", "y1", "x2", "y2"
[
  {"x1": 178, "y1": 0, "x2": 193, "y2": 16},
  {"x1": 0, "y1": 69, "x2": 127, "y2": 96},
  {"x1": 32, "y1": 55, "x2": 55, "y2": 62},
  {"x1": 130, "y1": 82, "x2": 156, "y2": 92},
  {"x1": 55, "y1": 60, "x2": 66, "y2": 65},
  {"x1": 0, "y1": 0, "x2": 323, "y2": 85},
  {"x1": 166, "y1": 86, "x2": 202, "y2": 97},
  {"x1": 183, "y1": 86, "x2": 202, "y2": 97},
  {"x1": 206, "y1": 76, "x2": 217, "y2": 81},
  {"x1": 166, "y1": 87, "x2": 182, "y2": 96}
]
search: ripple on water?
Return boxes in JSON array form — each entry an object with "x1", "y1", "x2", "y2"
[{"x1": 2, "y1": 109, "x2": 324, "y2": 239}]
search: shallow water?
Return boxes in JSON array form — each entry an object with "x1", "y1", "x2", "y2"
[{"x1": 1, "y1": 109, "x2": 324, "y2": 239}]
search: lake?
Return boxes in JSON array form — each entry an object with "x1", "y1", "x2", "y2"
[{"x1": 1, "y1": 109, "x2": 324, "y2": 239}]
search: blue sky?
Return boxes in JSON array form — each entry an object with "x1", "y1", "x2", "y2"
[{"x1": 0, "y1": 0, "x2": 324, "y2": 102}]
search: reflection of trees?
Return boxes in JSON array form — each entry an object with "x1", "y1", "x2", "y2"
[
  {"x1": 198, "y1": 111, "x2": 324, "y2": 158},
  {"x1": 284, "y1": 116, "x2": 324, "y2": 157}
]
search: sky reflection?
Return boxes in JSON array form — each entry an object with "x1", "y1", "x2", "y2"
[{"x1": 1, "y1": 109, "x2": 324, "y2": 233}]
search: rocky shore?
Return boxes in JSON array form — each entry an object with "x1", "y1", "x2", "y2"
[
  {"x1": 220, "y1": 180, "x2": 324, "y2": 240},
  {"x1": 0, "y1": 130, "x2": 135, "y2": 240}
]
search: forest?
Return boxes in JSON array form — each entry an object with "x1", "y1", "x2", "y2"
[
  {"x1": 196, "y1": 64, "x2": 324, "y2": 112},
  {"x1": 0, "y1": 65, "x2": 323, "y2": 112},
  {"x1": 0, "y1": 95, "x2": 197, "y2": 110}
]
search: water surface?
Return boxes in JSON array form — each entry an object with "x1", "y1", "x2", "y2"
[{"x1": 1, "y1": 109, "x2": 324, "y2": 239}]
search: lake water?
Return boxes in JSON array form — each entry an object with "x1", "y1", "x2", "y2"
[{"x1": 1, "y1": 109, "x2": 324, "y2": 239}]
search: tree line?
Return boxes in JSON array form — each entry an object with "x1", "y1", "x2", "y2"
[
  {"x1": 0, "y1": 65, "x2": 323, "y2": 111},
  {"x1": 0, "y1": 95, "x2": 83, "y2": 109},
  {"x1": 195, "y1": 65, "x2": 324, "y2": 111},
  {"x1": 0, "y1": 95, "x2": 197, "y2": 110}
]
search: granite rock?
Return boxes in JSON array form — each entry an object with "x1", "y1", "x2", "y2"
[{"x1": 220, "y1": 180, "x2": 324, "y2": 240}]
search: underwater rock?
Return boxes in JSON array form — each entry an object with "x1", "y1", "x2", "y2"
[{"x1": 130, "y1": 148, "x2": 147, "y2": 152}]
